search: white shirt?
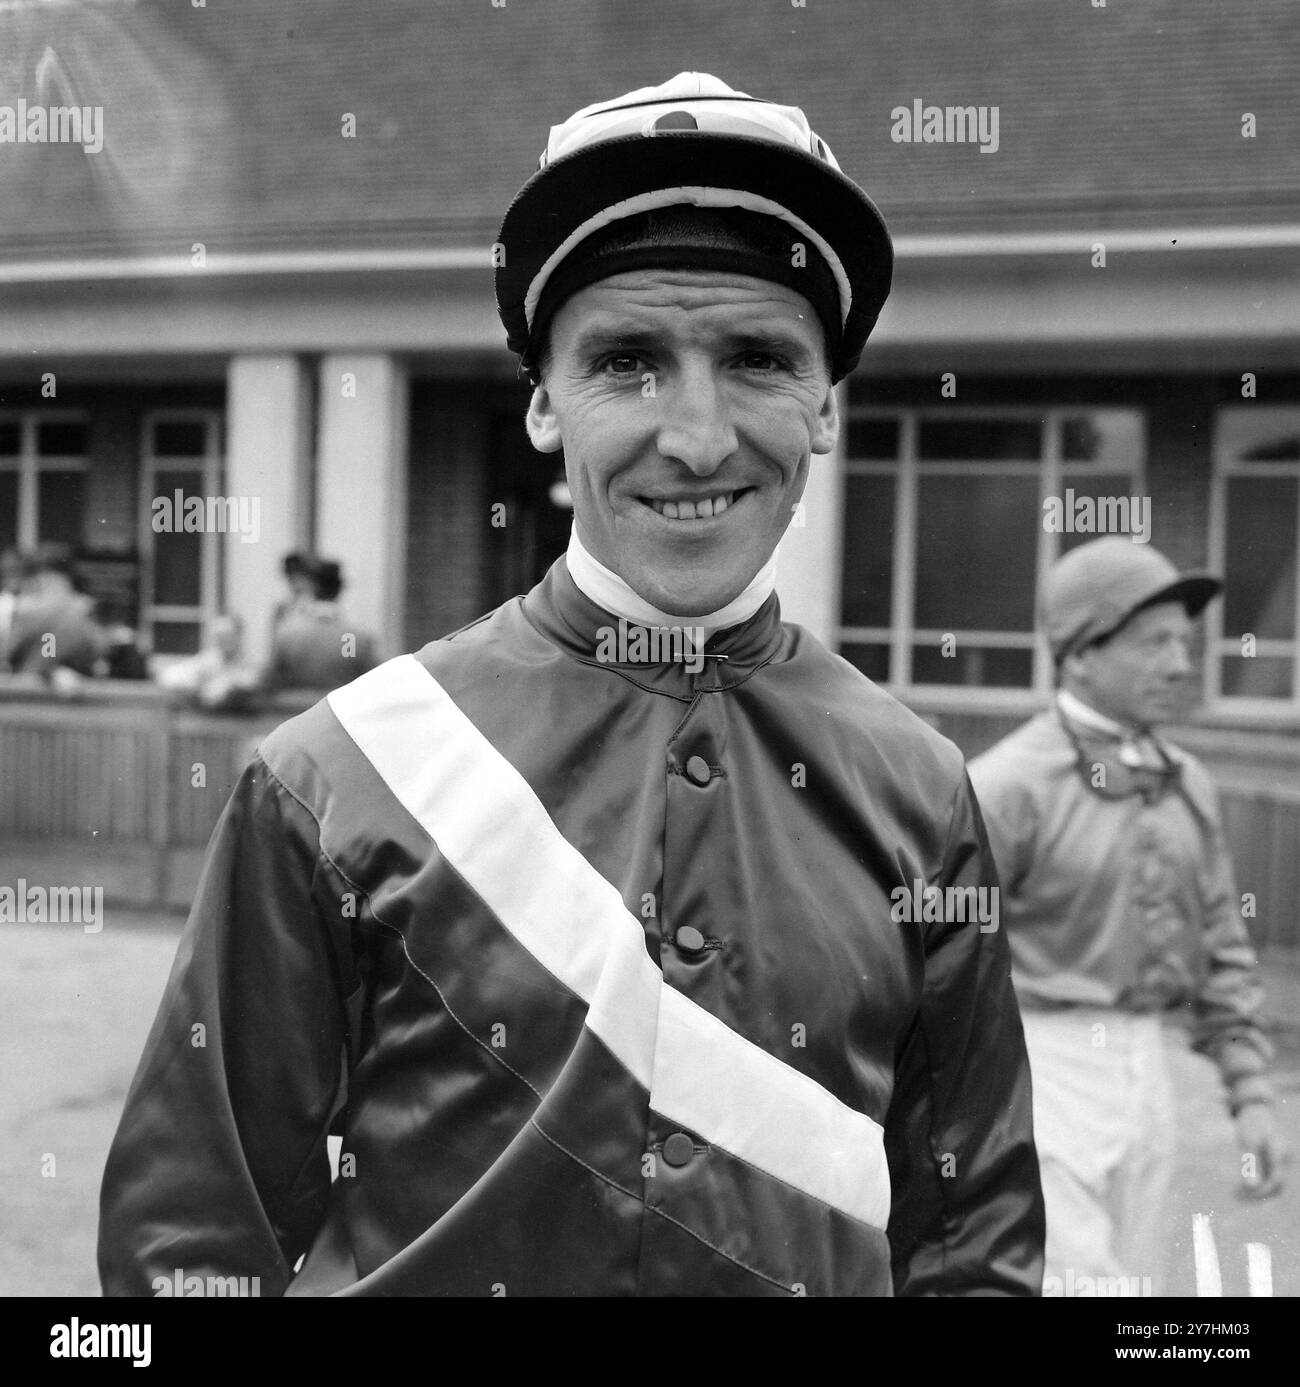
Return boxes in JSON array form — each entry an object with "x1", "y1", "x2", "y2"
[
  {"x1": 565, "y1": 525, "x2": 777, "y2": 642},
  {"x1": 1056, "y1": 688, "x2": 1164, "y2": 768}
]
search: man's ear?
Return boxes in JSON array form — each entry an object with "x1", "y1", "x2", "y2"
[
  {"x1": 525, "y1": 384, "x2": 563, "y2": 455},
  {"x1": 810, "y1": 381, "x2": 839, "y2": 456},
  {"x1": 1061, "y1": 648, "x2": 1090, "y2": 690}
]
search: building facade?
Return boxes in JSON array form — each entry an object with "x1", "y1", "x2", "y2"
[{"x1": 2, "y1": 0, "x2": 1298, "y2": 728}]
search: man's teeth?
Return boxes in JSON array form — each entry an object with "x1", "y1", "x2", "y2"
[{"x1": 652, "y1": 492, "x2": 734, "y2": 520}]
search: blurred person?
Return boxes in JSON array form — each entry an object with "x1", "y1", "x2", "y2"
[
  {"x1": 0, "y1": 547, "x2": 26, "y2": 671},
  {"x1": 969, "y1": 537, "x2": 1285, "y2": 1297},
  {"x1": 100, "y1": 73, "x2": 1042, "y2": 1298},
  {"x1": 284, "y1": 549, "x2": 317, "y2": 602},
  {"x1": 268, "y1": 550, "x2": 320, "y2": 642},
  {"x1": 156, "y1": 612, "x2": 262, "y2": 712},
  {"x1": 262, "y1": 557, "x2": 376, "y2": 694},
  {"x1": 264, "y1": 548, "x2": 321, "y2": 657},
  {"x1": 4, "y1": 544, "x2": 105, "y2": 683},
  {"x1": 93, "y1": 596, "x2": 150, "y2": 681}
]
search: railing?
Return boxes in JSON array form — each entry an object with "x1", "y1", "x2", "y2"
[
  {"x1": 0, "y1": 679, "x2": 312, "y2": 909},
  {"x1": 2, "y1": 680, "x2": 1298, "y2": 946}
]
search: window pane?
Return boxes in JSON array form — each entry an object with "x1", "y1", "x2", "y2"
[
  {"x1": 912, "y1": 643, "x2": 1034, "y2": 688},
  {"x1": 37, "y1": 470, "x2": 85, "y2": 548},
  {"x1": 151, "y1": 469, "x2": 203, "y2": 606},
  {"x1": 152, "y1": 419, "x2": 207, "y2": 457},
  {"x1": 841, "y1": 474, "x2": 894, "y2": 627},
  {"x1": 150, "y1": 621, "x2": 202, "y2": 656},
  {"x1": 0, "y1": 420, "x2": 19, "y2": 455},
  {"x1": 918, "y1": 417, "x2": 1041, "y2": 462},
  {"x1": 1061, "y1": 411, "x2": 1144, "y2": 466},
  {"x1": 1239, "y1": 436, "x2": 1300, "y2": 463},
  {"x1": 0, "y1": 472, "x2": 17, "y2": 550},
  {"x1": 838, "y1": 642, "x2": 890, "y2": 682},
  {"x1": 846, "y1": 417, "x2": 900, "y2": 460},
  {"x1": 1223, "y1": 477, "x2": 1296, "y2": 640},
  {"x1": 1220, "y1": 656, "x2": 1293, "y2": 699},
  {"x1": 37, "y1": 420, "x2": 87, "y2": 456},
  {"x1": 914, "y1": 475, "x2": 1038, "y2": 630},
  {"x1": 1051, "y1": 474, "x2": 1147, "y2": 553},
  {"x1": 1219, "y1": 407, "x2": 1300, "y2": 464}
]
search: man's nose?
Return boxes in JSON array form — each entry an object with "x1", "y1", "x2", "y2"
[
  {"x1": 654, "y1": 365, "x2": 737, "y2": 476},
  {"x1": 1164, "y1": 640, "x2": 1193, "y2": 678}
]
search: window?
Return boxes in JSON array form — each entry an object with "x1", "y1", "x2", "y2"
[
  {"x1": 838, "y1": 407, "x2": 1146, "y2": 692},
  {"x1": 139, "y1": 411, "x2": 223, "y2": 655},
  {"x1": 1207, "y1": 408, "x2": 1300, "y2": 707},
  {"x1": 0, "y1": 412, "x2": 88, "y2": 552}
]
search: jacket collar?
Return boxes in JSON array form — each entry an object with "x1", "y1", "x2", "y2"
[
  {"x1": 564, "y1": 525, "x2": 778, "y2": 640},
  {"x1": 1055, "y1": 690, "x2": 1177, "y2": 768},
  {"x1": 521, "y1": 557, "x2": 787, "y2": 696},
  {"x1": 1048, "y1": 700, "x2": 1219, "y2": 825},
  {"x1": 1055, "y1": 688, "x2": 1131, "y2": 739}
]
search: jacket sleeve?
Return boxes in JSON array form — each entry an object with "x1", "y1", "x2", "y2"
[
  {"x1": 965, "y1": 746, "x2": 1036, "y2": 895},
  {"x1": 885, "y1": 772, "x2": 1045, "y2": 1296},
  {"x1": 98, "y1": 753, "x2": 356, "y2": 1297},
  {"x1": 1186, "y1": 775, "x2": 1274, "y2": 1114}
]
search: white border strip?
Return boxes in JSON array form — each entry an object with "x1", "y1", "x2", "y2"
[{"x1": 327, "y1": 654, "x2": 891, "y2": 1230}]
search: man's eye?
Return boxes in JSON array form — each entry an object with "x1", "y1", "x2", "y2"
[
  {"x1": 599, "y1": 354, "x2": 643, "y2": 375},
  {"x1": 738, "y1": 352, "x2": 786, "y2": 371}
]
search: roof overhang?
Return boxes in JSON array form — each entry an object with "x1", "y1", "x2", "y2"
[{"x1": 1, "y1": 226, "x2": 1298, "y2": 369}]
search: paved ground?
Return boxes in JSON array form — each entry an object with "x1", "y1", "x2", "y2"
[
  {"x1": 1, "y1": 911, "x2": 1296, "y2": 1298},
  {"x1": 1164, "y1": 957, "x2": 1300, "y2": 1297}
]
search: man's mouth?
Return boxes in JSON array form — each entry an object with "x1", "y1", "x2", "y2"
[{"x1": 641, "y1": 488, "x2": 753, "y2": 521}]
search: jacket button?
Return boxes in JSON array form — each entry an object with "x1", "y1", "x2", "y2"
[
  {"x1": 685, "y1": 754, "x2": 712, "y2": 785},
  {"x1": 662, "y1": 1132, "x2": 695, "y2": 1167},
  {"x1": 675, "y1": 925, "x2": 706, "y2": 954}
]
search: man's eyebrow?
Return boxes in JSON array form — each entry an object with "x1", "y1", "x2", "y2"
[
  {"x1": 569, "y1": 324, "x2": 663, "y2": 354},
  {"x1": 569, "y1": 322, "x2": 820, "y2": 357},
  {"x1": 724, "y1": 327, "x2": 818, "y2": 356}
]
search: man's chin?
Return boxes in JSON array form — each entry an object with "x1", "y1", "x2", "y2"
[{"x1": 626, "y1": 568, "x2": 752, "y2": 620}]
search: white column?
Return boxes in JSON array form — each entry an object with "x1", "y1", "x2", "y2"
[
  {"x1": 224, "y1": 355, "x2": 312, "y2": 665},
  {"x1": 316, "y1": 355, "x2": 409, "y2": 659},
  {"x1": 777, "y1": 382, "x2": 846, "y2": 647}
]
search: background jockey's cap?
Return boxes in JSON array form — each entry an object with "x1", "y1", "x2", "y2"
[
  {"x1": 1040, "y1": 536, "x2": 1222, "y2": 661},
  {"x1": 495, "y1": 71, "x2": 894, "y2": 384}
]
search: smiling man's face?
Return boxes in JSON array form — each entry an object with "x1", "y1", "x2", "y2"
[{"x1": 525, "y1": 269, "x2": 839, "y2": 617}]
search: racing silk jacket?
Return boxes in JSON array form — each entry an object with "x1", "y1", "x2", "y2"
[
  {"x1": 99, "y1": 559, "x2": 1044, "y2": 1298},
  {"x1": 969, "y1": 704, "x2": 1274, "y2": 1115}
]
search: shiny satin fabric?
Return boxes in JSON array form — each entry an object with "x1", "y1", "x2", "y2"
[{"x1": 99, "y1": 559, "x2": 1043, "y2": 1297}]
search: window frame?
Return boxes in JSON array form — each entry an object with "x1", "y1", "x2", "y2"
[
  {"x1": 1205, "y1": 405, "x2": 1300, "y2": 717},
  {"x1": 0, "y1": 408, "x2": 90, "y2": 551},
  {"x1": 137, "y1": 408, "x2": 225, "y2": 655},
  {"x1": 838, "y1": 404, "x2": 1148, "y2": 698}
]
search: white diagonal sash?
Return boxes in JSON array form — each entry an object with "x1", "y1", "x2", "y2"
[{"x1": 328, "y1": 655, "x2": 890, "y2": 1229}]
